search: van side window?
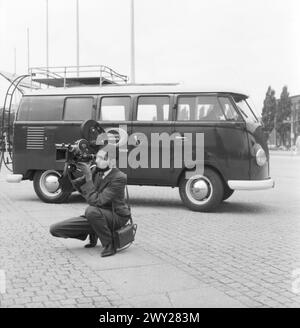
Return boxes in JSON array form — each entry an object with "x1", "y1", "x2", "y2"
[
  {"x1": 177, "y1": 96, "x2": 226, "y2": 121},
  {"x1": 63, "y1": 97, "x2": 94, "y2": 121},
  {"x1": 99, "y1": 97, "x2": 131, "y2": 121},
  {"x1": 17, "y1": 96, "x2": 63, "y2": 121},
  {"x1": 137, "y1": 96, "x2": 170, "y2": 121},
  {"x1": 218, "y1": 97, "x2": 241, "y2": 121}
]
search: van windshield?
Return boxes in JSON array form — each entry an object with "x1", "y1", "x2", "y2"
[{"x1": 234, "y1": 98, "x2": 258, "y2": 123}]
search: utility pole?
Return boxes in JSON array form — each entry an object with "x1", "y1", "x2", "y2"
[
  {"x1": 13, "y1": 48, "x2": 16, "y2": 75},
  {"x1": 13, "y1": 47, "x2": 17, "y2": 105},
  {"x1": 46, "y1": 0, "x2": 49, "y2": 73},
  {"x1": 130, "y1": 0, "x2": 136, "y2": 83},
  {"x1": 76, "y1": 0, "x2": 80, "y2": 77},
  {"x1": 27, "y1": 28, "x2": 30, "y2": 73}
]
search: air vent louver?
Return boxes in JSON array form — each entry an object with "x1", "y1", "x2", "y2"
[{"x1": 26, "y1": 127, "x2": 45, "y2": 150}]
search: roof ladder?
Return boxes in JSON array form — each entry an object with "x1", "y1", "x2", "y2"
[{"x1": 0, "y1": 75, "x2": 28, "y2": 173}]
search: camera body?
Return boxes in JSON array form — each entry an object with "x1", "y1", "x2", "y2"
[
  {"x1": 56, "y1": 138, "x2": 95, "y2": 162},
  {"x1": 55, "y1": 120, "x2": 106, "y2": 190},
  {"x1": 55, "y1": 139, "x2": 98, "y2": 173}
]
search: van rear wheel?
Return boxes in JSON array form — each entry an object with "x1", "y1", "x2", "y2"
[
  {"x1": 179, "y1": 168, "x2": 224, "y2": 212},
  {"x1": 33, "y1": 170, "x2": 71, "y2": 203}
]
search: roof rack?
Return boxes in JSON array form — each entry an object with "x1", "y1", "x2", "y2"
[
  {"x1": 29, "y1": 65, "x2": 129, "y2": 88},
  {"x1": 122, "y1": 83, "x2": 180, "y2": 86}
]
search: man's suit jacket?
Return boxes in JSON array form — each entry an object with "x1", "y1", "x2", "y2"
[{"x1": 73, "y1": 168, "x2": 131, "y2": 218}]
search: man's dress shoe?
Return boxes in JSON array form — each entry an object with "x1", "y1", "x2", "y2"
[
  {"x1": 101, "y1": 244, "x2": 116, "y2": 257},
  {"x1": 84, "y1": 233, "x2": 98, "y2": 248}
]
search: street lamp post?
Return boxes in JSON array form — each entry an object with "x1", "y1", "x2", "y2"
[
  {"x1": 46, "y1": 0, "x2": 49, "y2": 73},
  {"x1": 76, "y1": 0, "x2": 80, "y2": 77},
  {"x1": 46, "y1": 0, "x2": 49, "y2": 71},
  {"x1": 27, "y1": 28, "x2": 30, "y2": 73},
  {"x1": 13, "y1": 48, "x2": 16, "y2": 75},
  {"x1": 130, "y1": 0, "x2": 135, "y2": 84}
]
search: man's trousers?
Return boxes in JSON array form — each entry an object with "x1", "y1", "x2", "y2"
[{"x1": 50, "y1": 205, "x2": 129, "y2": 247}]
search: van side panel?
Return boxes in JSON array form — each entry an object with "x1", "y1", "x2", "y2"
[
  {"x1": 172, "y1": 121, "x2": 250, "y2": 186},
  {"x1": 13, "y1": 95, "x2": 97, "y2": 178},
  {"x1": 13, "y1": 121, "x2": 83, "y2": 176}
]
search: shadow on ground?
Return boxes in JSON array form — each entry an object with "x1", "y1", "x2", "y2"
[
  {"x1": 216, "y1": 201, "x2": 272, "y2": 214},
  {"x1": 67, "y1": 193, "x2": 271, "y2": 214}
]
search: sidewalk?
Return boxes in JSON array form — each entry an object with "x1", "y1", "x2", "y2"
[{"x1": 269, "y1": 149, "x2": 300, "y2": 157}]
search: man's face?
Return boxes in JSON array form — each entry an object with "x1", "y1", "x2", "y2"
[{"x1": 95, "y1": 150, "x2": 110, "y2": 169}]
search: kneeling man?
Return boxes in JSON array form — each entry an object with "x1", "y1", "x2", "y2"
[{"x1": 50, "y1": 147, "x2": 131, "y2": 257}]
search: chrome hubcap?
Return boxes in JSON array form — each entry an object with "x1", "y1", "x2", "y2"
[
  {"x1": 44, "y1": 175, "x2": 60, "y2": 193},
  {"x1": 186, "y1": 176, "x2": 213, "y2": 205},
  {"x1": 191, "y1": 179, "x2": 210, "y2": 200},
  {"x1": 40, "y1": 171, "x2": 62, "y2": 198}
]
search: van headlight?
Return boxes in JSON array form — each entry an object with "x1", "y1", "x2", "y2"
[{"x1": 256, "y1": 147, "x2": 267, "y2": 166}]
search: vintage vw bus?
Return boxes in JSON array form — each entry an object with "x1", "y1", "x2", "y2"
[{"x1": 7, "y1": 83, "x2": 274, "y2": 211}]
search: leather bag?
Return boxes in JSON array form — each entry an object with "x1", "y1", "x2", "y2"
[{"x1": 113, "y1": 186, "x2": 137, "y2": 250}]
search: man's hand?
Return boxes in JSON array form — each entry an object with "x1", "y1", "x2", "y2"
[{"x1": 76, "y1": 162, "x2": 92, "y2": 181}]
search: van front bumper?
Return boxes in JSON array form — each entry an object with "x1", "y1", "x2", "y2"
[
  {"x1": 6, "y1": 174, "x2": 23, "y2": 183},
  {"x1": 227, "y1": 178, "x2": 275, "y2": 190}
]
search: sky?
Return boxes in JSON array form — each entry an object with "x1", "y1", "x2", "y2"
[{"x1": 0, "y1": 0, "x2": 299, "y2": 113}]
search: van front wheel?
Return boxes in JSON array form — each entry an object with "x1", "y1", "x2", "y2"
[
  {"x1": 33, "y1": 170, "x2": 71, "y2": 203},
  {"x1": 179, "y1": 168, "x2": 224, "y2": 212},
  {"x1": 223, "y1": 186, "x2": 234, "y2": 201}
]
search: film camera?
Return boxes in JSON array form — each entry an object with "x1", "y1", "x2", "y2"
[
  {"x1": 56, "y1": 139, "x2": 96, "y2": 173},
  {"x1": 55, "y1": 120, "x2": 105, "y2": 189}
]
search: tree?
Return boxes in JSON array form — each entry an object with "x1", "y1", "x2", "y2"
[
  {"x1": 276, "y1": 86, "x2": 292, "y2": 147},
  {"x1": 261, "y1": 86, "x2": 276, "y2": 138}
]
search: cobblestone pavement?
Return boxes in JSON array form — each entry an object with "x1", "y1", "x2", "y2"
[
  {"x1": 0, "y1": 191, "x2": 131, "y2": 308},
  {"x1": 0, "y1": 154, "x2": 300, "y2": 308}
]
